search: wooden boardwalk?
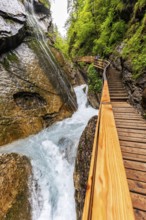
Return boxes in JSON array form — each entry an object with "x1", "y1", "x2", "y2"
[
  {"x1": 108, "y1": 68, "x2": 146, "y2": 220},
  {"x1": 77, "y1": 56, "x2": 146, "y2": 220}
]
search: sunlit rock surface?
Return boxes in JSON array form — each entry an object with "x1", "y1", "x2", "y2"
[
  {"x1": 0, "y1": 0, "x2": 77, "y2": 146},
  {"x1": 0, "y1": 43, "x2": 76, "y2": 146},
  {"x1": 0, "y1": 153, "x2": 31, "y2": 220}
]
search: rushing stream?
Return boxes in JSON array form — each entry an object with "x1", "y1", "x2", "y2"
[{"x1": 0, "y1": 85, "x2": 97, "y2": 220}]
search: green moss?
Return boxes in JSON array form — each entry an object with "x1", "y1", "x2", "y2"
[
  {"x1": 39, "y1": 0, "x2": 50, "y2": 9},
  {"x1": 0, "y1": 52, "x2": 19, "y2": 70},
  {"x1": 2, "y1": 58, "x2": 10, "y2": 69},
  {"x1": 7, "y1": 52, "x2": 19, "y2": 63}
]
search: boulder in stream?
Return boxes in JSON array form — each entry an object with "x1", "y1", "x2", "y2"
[
  {"x1": 0, "y1": 153, "x2": 31, "y2": 220},
  {"x1": 74, "y1": 116, "x2": 97, "y2": 220}
]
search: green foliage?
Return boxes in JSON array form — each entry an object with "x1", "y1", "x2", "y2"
[
  {"x1": 67, "y1": 0, "x2": 127, "y2": 58},
  {"x1": 54, "y1": 29, "x2": 69, "y2": 59},
  {"x1": 122, "y1": 14, "x2": 146, "y2": 74},
  {"x1": 66, "y1": 0, "x2": 146, "y2": 77},
  {"x1": 87, "y1": 64, "x2": 102, "y2": 92},
  {"x1": 39, "y1": 0, "x2": 50, "y2": 9}
]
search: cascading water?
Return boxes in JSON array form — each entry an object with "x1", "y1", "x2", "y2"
[
  {"x1": 24, "y1": 0, "x2": 77, "y2": 110},
  {"x1": 0, "y1": 85, "x2": 97, "y2": 220}
]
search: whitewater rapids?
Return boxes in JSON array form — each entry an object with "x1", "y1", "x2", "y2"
[{"x1": 0, "y1": 85, "x2": 97, "y2": 220}]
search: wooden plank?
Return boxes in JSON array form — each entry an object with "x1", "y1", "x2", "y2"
[
  {"x1": 114, "y1": 112, "x2": 141, "y2": 117},
  {"x1": 131, "y1": 192, "x2": 146, "y2": 211},
  {"x1": 120, "y1": 141, "x2": 146, "y2": 149},
  {"x1": 112, "y1": 102, "x2": 130, "y2": 106},
  {"x1": 134, "y1": 209, "x2": 146, "y2": 220},
  {"x1": 122, "y1": 152, "x2": 146, "y2": 163},
  {"x1": 110, "y1": 93, "x2": 128, "y2": 96},
  {"x1": 116, "y1": 122, "x2": 146, "y2": 127},
  {"x1": 119, "y1": 135, "x2": 146, "y2": 144},
  {"x1": 116, "y1": 124, "x2": 146, "y2": 129},
  {"x1": 121, "y1": 146, "x2": 146, "y2": 155},
  {"x1": 113, "y1": 109, "x2": 136, "y2": 113},
  {"x1": 124, "y1": 160, "x2": 146, "y2": 172},
  {"x1": 111, "y1": 96, "x2": 128, "y2": 100},
  {"x1": 119, "y1": 132, "x2": 146, "y2": 139},
  {"x1": 112, "y1": 105, "x2": 132, "y2": 108},
  {"x1": 117, "y1": 128, "x2": 146, "y2": 134},
  {"x1": 116, "y1": 119, "x2": 144, "y2": 124},
  {"x1": 126, "y1": 169, "x2": 146, "y2": 182},
  {"x1": 128, "y1": 179, "x2": 146, "y2": 194},
  {"x1": 91, "y1": 103, "x2": 134, "y2": 220}
]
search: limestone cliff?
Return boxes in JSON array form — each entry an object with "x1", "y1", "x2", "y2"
[{"x1": 0, "y1": 0, "x2": 77, "y2": 146}]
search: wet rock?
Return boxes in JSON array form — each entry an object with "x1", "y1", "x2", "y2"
[
  {"x1": 123, "y1": 59, "x2": 133, "y2": 73},
  {"x1": 136, "y1": 74, "x2": 146, "y2": 89},
  {"x1": 13, "y1": 91, "x2": 47, "y2": 110},
  {"x1": 34, "y1": 0, "x2": 50, "y2": 14},
  {"x1": 0, "y1": 153, "x2": 31, "y2": 220},
  {"x1": 74, "y1": 116, "x2": 97, "y2": 220},
  {"x1": 50, "y1": 47, "x2": 85, "y2": 86},
  {"x1": 142, "y1": 88, "x2": 146, "y2": 109},
  {"x1": 58, "y1": 137, "x2": 74, "y2": 164},
  {"x1": 0, "y1": 0, "x2": 26, "y2": 53},
  {"x1": 0, "y1": 43, "x2": 76, "y2": 146},
  {"x1": 87, "y1": 90, "x2": 100, "y2": 109}
]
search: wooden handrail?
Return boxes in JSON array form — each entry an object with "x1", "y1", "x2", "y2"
[{"x1": 82, "y1": 61, "x2": 135, "y2": 220}]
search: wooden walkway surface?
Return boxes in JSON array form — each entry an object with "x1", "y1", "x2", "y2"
[
  {"x1": 108, "y1": 68, "x2": 146, "y2": 220},
  {"x1": 77, "y1": 56, "x2": 146, "y2": 220}
]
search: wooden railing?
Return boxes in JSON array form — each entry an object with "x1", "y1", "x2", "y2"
[{"x1": 81, "y1": 59, "x2": 135, "y2": 220}]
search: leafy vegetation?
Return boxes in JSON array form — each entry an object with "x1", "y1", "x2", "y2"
[
  {"x1": 53, "y1": 29, "x2": 70, "y2": 59},
  {"x1": 122, "y1": 13, "x2": 146, "y2": 75},
  {"x1": 66, "y1": 0, "x2": 146, "y2": 76},
  {"x1": 67, "y1": 0, "x2": 128, "y2": 58},
  {"x1": 87, "y1": 64, "x2": 102, "y2": 92},
  {"x1": 39, "y1": 0, "x2": 50, "y2": 9}
]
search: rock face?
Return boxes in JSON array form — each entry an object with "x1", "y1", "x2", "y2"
[
  {"x1": 87, "y1": 90, "x2": 100, "y2": 109},
  {"x1": 0, "y1": 43, "x2": 76, "y2": 146},
  {"x1": 0, "y1": 0, "x2": 26, "y2": 53},
  {"x1": 0, "y1": 153, "x2": 31, "y2": 220},
  {"x1": 0, "y1": 0, "x2": 77, "y2": 146},
  {"x1": 74, "y1": 116, "x2": 97, "y2": 220},
  {"x1": 50, "y1": 47, "x2": 86, "y2": 86}
]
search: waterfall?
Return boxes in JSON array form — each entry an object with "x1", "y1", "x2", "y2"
[
  {"x1": 24, "y1": 0, "x2": 77, "y2": 111},
  {"x1": 0, "y1": 85, "x2": 97, "y2": 220}
]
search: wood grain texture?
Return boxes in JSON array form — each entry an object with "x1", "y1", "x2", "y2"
[
  {"x1": 126, "y1": 169, "x2": 146, "y2": 182},
  {"x1": 131, "y1": 193, "x2": 146, "y2": 211},
  {"x1": 120, "y1": 141, "x2": 146, "y2": 149},
  {"x1": 101, "y1": 81, "x2": 110, "y2": 103},
  {"x1": 134, "y1": 209, "x2": 146, "y2": 220},
  {"x1": 91, "y1": 103, "x2": 134, "y2": 220},
  {"x1": 128, "y1": 179, "x2": 146, "y2": 194}
]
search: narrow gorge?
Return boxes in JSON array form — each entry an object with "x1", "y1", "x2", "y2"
[{"x1": 0, "y1": 0, "x2": 146, "y2": 219}]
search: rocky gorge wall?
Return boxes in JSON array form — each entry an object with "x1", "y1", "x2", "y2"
[{"x1": 0, "y1": 0, "x2": 77, "y2": 147}]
